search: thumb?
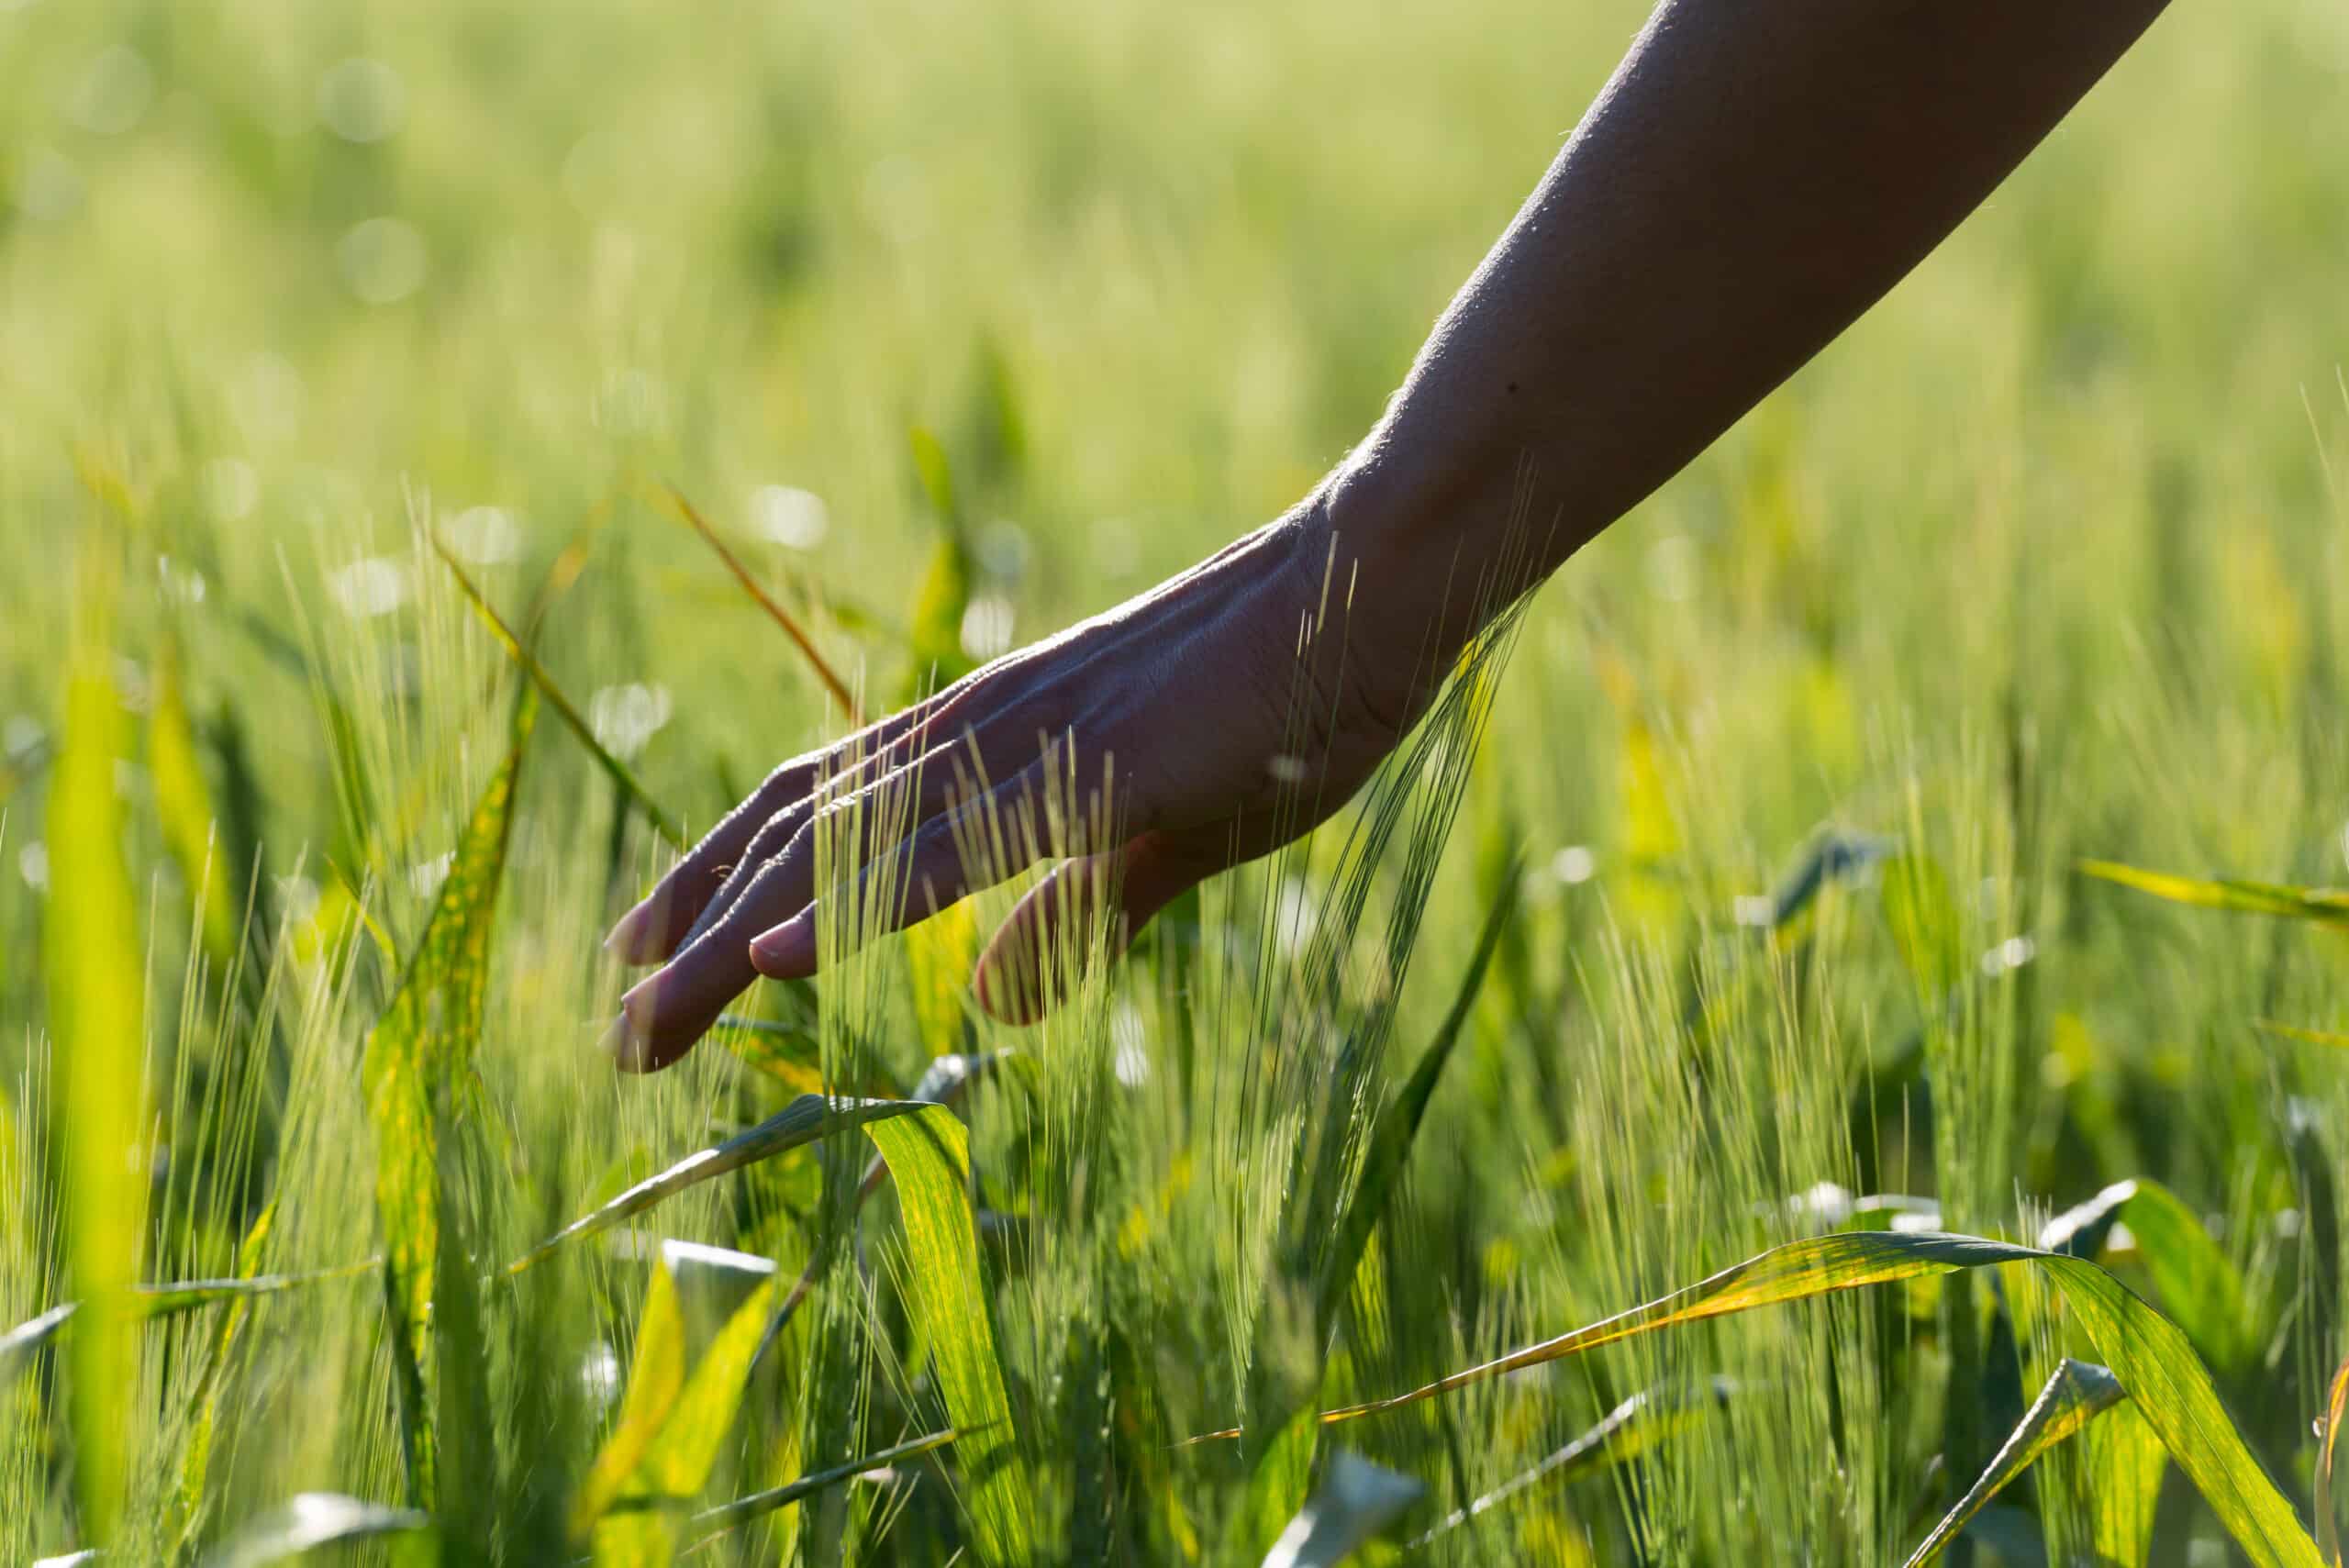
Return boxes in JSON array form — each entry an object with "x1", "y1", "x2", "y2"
[{"x1": 973, "y1": 830, "x2": 1222, "y2": 1024}]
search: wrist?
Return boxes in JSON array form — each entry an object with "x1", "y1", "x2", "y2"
[
  {"x1": 1302, "y1": 446, "x2": 1495, "y2": 673},
  {"x1": 1278, "y1": 462, "x2": 1486, "y2": 744}
]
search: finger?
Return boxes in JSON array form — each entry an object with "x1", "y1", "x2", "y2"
[
  {"x1": 973, "y1": 826, "x2": 1233, "y2": 1024},
  {"x1": 602, "y1": 687, "x2": 956, "y2": 964},
  {"x1": 747, "y1": 765, "x2": 1050, "y2": 983},
  {"x1": 610, "y1": 747, "x2": 1016, "y2": 1071},
  {"x1": 609, "y1": 817, "x2": 816, "y2": 1072},
  {"x1": 674, "y1": 744, "x2": 985, "y2": 965}
]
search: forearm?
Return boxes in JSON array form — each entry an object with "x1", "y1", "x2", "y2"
[{"x1": 1323, "y1": 0, "x2": 2170, "y2": 645}]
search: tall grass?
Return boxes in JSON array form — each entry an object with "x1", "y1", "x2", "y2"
[{"x1": 6, "y1": 0, "x2": 2349, "y2": 1562}]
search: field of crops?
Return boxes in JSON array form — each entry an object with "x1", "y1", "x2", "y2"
[{"x1": 6, "y1": 0, "x2": 2349, "y2": 1562}]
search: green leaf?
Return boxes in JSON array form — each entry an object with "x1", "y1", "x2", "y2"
[
  {"x1": 1753, "y1": 828, "x2": 1892, "y2": 933},
  {"x1": 572, "y1": 1262, "x2": 687, "y2": 1537},
  {"x1": 46, "y1": 570, "x2": 147, "y2": 1543},
  {"x1": 176, "y1": 1202, "x2": 282, "y2": 1546},
  {"x1": 1306, "y1": 1230, "x2": 2320, "y2": 1568},
  {"x1": 362, "y1": 695, "x2": 533, "y2": 1506},
  {"x1": 1408, "y1": 1379, "x2": 1734, "y2": 1547},
  {"x1": 1314, "y1": 865, "x2": 1516, "y2": 1335},
  {"x1": 751, "y1": 1054, "x2": 1022, "y2": 1364},
  {"x1": 199, "y1": 1493, "x2": 434, "y2": 1568},
  {"x1": 1882, "y1": 854, "x2": 1965, "y2": 1003},
  {"x1": 2259, "y1": 1019, "x2": 2349, "y2": 1051},
  {"x1": 651, "y1": 482, "x2": 860, "y2": 722},
  {"x1": 2079, "y1": 860, "x2": 2349, "y2": 927},
  {"x1": 2081, "y1": 1399, "x2": 2166, "y2": 1568},
  {"x1": 1, "y1": 1256, "x2": 375, "y2": 1387},
  {"x1": 679, "y1": 1428, "x2": 959, "y2": 1549},
  {"x1": 864, "y1": 1104, "x2": 1034, "y2": 1566},
  {"x1": 905, "y1": 898, "x2": 981, "y2": 1058},
  {"x1": 898, "y1": 428, "x2": 974, "y2": 706},
  {"x1": 908, "y1": 425, "x2": 961, "y2": 524},
  {"x1": 592, "y1": 1257, "x2": 777, "y2": 1567},
  {"x1": 2319, "y1": 1351, "x2": 2349, "y2": 1567},
  {"x1": 2040, "y1": 1178, "x2": 2261, "y2": 1376},
  {"x1": 506, "y1": 1095, "x2": 935, "y2": 1273},
  {"x1": 1261, "y1": 1451, "x2": 1425, "y2": 1568},
  {"x1": 0, "y1": 1305, "x2": 76, "y2": 1382},
  {"x1": 1902, "y1": 1359, "x2": 2127, "y2": 1567},
  {"x1": 714, "y1": 1013, "x2": 824, "y2": 1095},
  {"x1": 150, "y1": 651, "x2": 239, "y2": 966},
  {"x1": 428, "y1": 530, "x2": 684, "y2": 847}
]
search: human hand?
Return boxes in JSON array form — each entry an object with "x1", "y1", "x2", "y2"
[{"x1": 600, "y1": 503, "x2": 1439, "y2": 1071}]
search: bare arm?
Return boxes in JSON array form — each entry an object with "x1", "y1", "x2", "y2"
[
  {"x1": 1334, "y1": 0, "x2": 2172, "y2": 648},
  {"x1": 605, "y1": 0, "x2": 2171, "y2": 1066}
]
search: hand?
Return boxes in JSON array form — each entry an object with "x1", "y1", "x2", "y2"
[{"x1": 600, "y1": 503, "x2": 1433, "y2": 1072}]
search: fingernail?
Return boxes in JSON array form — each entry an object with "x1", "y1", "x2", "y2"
[
  {"x1": 599, "y1": 1012, "x2": 645, "y2": 1072},
  {"x1": 619, "y1": 972, "x2": 660, "y2": 1017},
  {"x1": 603, "y1": 897, "x2": 655, "y2": 959},
  {"x1": 748, "y1": 916, "x2": 814, "y2": 979}
]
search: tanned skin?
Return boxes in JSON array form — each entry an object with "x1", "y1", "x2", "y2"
[{"x1": 603, "y1": 0, "x2": 2174, "y2": 1070}]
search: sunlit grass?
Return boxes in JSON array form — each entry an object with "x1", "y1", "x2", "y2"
[{"x1": 5, "y1": 0, "x2": 2349, "y2": 1562}]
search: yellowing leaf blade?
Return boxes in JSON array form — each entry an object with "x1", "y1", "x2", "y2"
[
  {"x1": 1306, "y1": 1230, "x2": 2318, "y2": 1568},
  {"x1": 573, "y1": 1262, "x2": 686, "y2": 1540},
  {"x1": 2041, "y1": 1178, "x2": 2260, "y2": 1376},
  {"x1": 593, "y1": 1266, "x2": 776, "y2": 1568},
  {"x1": 2080, "y1": 860, "x2": 2349, "y2": 926},
  {"x1": 47, "y1": 569, "x2": 147, "y2": 1543},
  {"x1": 362, "y1": 695, "x2": 532, "y2": 1505},
  {"x1": 865, "y1": 1105, "x2": 1032, "y2": 1566}
]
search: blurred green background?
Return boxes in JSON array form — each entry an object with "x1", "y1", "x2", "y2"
[{"x1": 4, "y1": 0, "x2": 2348, "y2": 1562}]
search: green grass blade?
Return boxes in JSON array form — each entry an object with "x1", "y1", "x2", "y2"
[
  {"x1": 199, "y1": 1494, "x2": 434, "y2": 1568},
  {"x1": 150, "y1": 651, "x2": 238, "y2": 967},
  {"x1": 1311, "y1": 1231, "x2": 2018, "y2": 1423},
  {"x1": 1409, "y1": 1378, "x2": 1734, "y2": 1548},
  {"x1": 0, "y1": 1305, "x2": 78, "y2": 1383},
  {"x1": 362, "y1": 695, "x2": 533, "y2": 1506},
  {"x1": 1882, "y1": 853, "x2": 1965, "y2": 1003},
  {"x1": 712, "y1": 1014, "x2": 824, "y2": 1095},
  {"x1": 748, "y1": 1054, "x2": 1019, "y2": 1370},
  {"x1": 1902, "y1": 1358, "x2": 2126, "y2": 1568},
  {"x1": 427, "y1": 529, "x2": 685, "y2": 848},
  {"x1": 177, "y1": 1203, "x2": 280, "y2": 1545},
  {"x1": 1307, "y1": 1230, "x2": 2319, "y2": 1568},
  {"x1": 2041, "y1": 1178, "x2": 2261, "y2": 1375},
  {"x1": 1754, "y1": 828, "x2": 1892, "y2": 933},
  {"x1": 2320, "y1": 1351, "x2": 2349, "y2": 1566},
  {"x1": 2079, "y1": 860, "x2": 2349, "y2": 926},
  {"x1": 131, "y1": 1260, "x2": 377, "y2": 1314},
  {"x1": 908, "y1": 425, "x2": 961, "y2": 525},
  {"x1": 47, "y1": 569, "x2": 148, "y2": 1544},
  {"x1": 649, "y1": 482, "x2": 860, "y2": 723},
  {"x1": 2083, "y1": 1400, "x2": 2167, "y2": 1568},
  {"x1": 572, "y1": 1262, "x2": 687, "y2": 1538},
  {"x1": 591, "y1": 1261, "x2": 776, "y2": 1567},
  {"x1": 680, "y1": 1428, "x2": 960, "y2": 1546},
  {"x1": 896, "y1": 428, "x2": 974, "y2": 706},
  {"x1": 864, "y1": 1104, "x2": 1033, "y2": 1566},
  {"x1": 1314, "y1": 863, "x2": 1516, "y2": 1334},
  {"x1": 2260, "y1": 1019, "x2": 2349, "y2": 1051},
  {"x1": 4, "y1": 1258, "x2": 377, "y2": 1388},
  {"x1": 506, "y1": 1095, "x2": 934, "y2": 1273},
  {"x1": 904, "y1": 900, "x2": 980, "y2": 1060},
  {"x1": 1260, "y1": 1451, "x2": 1424, "y2": 1568}
]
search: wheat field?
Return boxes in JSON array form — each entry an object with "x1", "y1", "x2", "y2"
[{"x1": 4, "y1": 0, "x2": 2348, "y2": 1562}]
